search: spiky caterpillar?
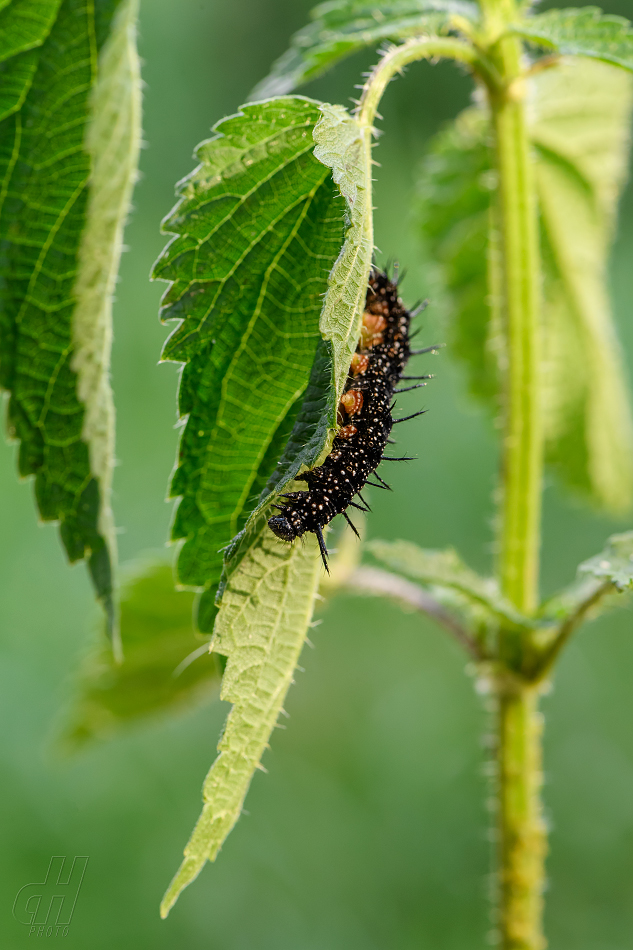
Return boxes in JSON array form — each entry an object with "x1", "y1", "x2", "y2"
[{"x1": 268, "y1": 268, "x2": 432, "y2": 568}]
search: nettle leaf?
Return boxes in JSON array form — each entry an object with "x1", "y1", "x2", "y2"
[
  {"x1": 417, "y1": 58, "x2": 633, "y2": 511},
  {"x1": 205, "y1": 101, "x2": 374, "y2": 621},
  {"x1": 416, "y1": 107, "x2": 500, "y2": 405},
  {"x1": 252, "y1": 0, "x2": 479, "y2": 99},
  {"x1": 578, "y1": 531, "x2": 633, "y2": 591},
  {"x1": 0, "y1": 0, "x2": 142, "y2": 647},
  {"x1": 532, "y1": 59, "x2": 633, "y2": 511},
  {"x1": 62, "y1": 559, "x2": 223, "y2": 752},
  {"x1": 161, "y1": 527, "x2": 323, "y2": 917},
  {"x1": 513, "y1": 7, "x2": 633, "y2": 71},
  {"x1": 152, "y1": 97, "x2": 344, "y2": 631},
  {"x1": 366, "y1": 538, "x2": 530, "y2": 629}
]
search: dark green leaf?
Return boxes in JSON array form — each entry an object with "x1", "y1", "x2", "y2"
[
  {"x1": 251, "y1": 0, "x2": 479, "y2": 99},
  {"x1": 0, "y1": 0, "x2": 142, "y2": 647},
  {"x1": 212, "y1": 101, "x2": 375, "y2": 610},
  {"x1": 62, "y1": 559, "x2": 224, "y2": 752},
  {"x1": 152, "y1": 97, "x2": 345, "y2": 629},
  {"x1": 513, "y1": 7, "x2": 633, "y2": 71}
]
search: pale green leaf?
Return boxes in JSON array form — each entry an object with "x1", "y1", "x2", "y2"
[
  {"x1": 62, "y1": 559, "x2": 223, "y2": 752},
  {"x1": 252, "y1": 0, "x2": 479, "y2": 99},
  {"x1": 151, "y1": 97, "x2": 345, "y2": 632},
  {"x1": 417, "y1": 58, "x2": 633, "y2": 511},
  {"x1": 0, "y1": 0, "x2": 142, "y2": 647},
  {"x1": 513, "y1": 7, "x2": 633, "y2": 71},
  {"x1": 366, "y1": 538, "x2": 531, "y2": 629},
  {"x1": 577, "y1": 530, "x2": 633, "y2": 591},
  {"x1": 160, "y1": 527, "x2": 323, "y2": 917},
  {"x1": 532, "y1": 58, "x2": 633, "y2": 511}
]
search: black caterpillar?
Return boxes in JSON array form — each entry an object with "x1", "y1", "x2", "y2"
[{"x1": 268, "y1": 268, "x2": 433, "y2": 570}]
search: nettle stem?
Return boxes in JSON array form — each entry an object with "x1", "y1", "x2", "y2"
[
  {"x1": 495, "y1": 682, "x2": 547, "y2": 950},
  {"x1": 359, "y1": 27, "x2": 547, "y2": 947},
  {"x1": 484, "y1": 9, "x2": 546, "y2": 949}
]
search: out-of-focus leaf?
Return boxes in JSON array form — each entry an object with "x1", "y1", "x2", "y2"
[
  {"x1": 62, "y1": 560, "x2": 223, "y2": 752},
  {"x1": 417, "y1": 58, "x2": 633, "y2": 511},
  {"x1": 577, "y1": 531, "x2": 633, "y2": 591},
  {"x1": 416, "y1": 106, "x2": 500, "y2": 405},
  {"x1": 160, "y1": 526, "x2": 323, "y2": 918},
  {"x1": 0, "y1": 0, "x2": 142, "y2": 648},
  {"x1": 251, "y1": 0, "x2": 479, "y2": 99},
  {"x1": 366, "y1": 538, "x2": 531, "y2": 629},
  {"x1": 513, "y1": 7, "x2": 633, "y2": 71},
  {"x1": 151, "y1": 97, "x2": 345, "y2": 632},
  {"x1": 533, "y1": 58, "x2": 633, "y2": 511}
]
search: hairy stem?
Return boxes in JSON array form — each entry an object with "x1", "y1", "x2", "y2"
[
  {"x1": 496, "y1": 684, "x2": 547, "y2": 950},
  {"x1": 484, "y1": 3, "x2": 546, "y2": 945}
]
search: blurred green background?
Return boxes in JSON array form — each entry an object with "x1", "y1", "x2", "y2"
[{"x1": 2, "y1": 1, "x2": 633, "y2": 947}]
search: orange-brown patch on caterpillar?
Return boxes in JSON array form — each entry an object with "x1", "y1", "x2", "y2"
[
  {"x1": 338, "y1": 424, "x2": 357, "y2": 439},
  {"x1": 351, "y1": 353, "x2": 369, "y2": 375},
  {"x1": 340, "y1": 389, "x2": 364, "y2": 415},
  {"x1": 361, "y1": 311, "x2": 387, "y2": 348}
]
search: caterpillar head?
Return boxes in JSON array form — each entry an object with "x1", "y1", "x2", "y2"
[{"x1": 268, "y1": 514, "x2": 298, "y2": 542}]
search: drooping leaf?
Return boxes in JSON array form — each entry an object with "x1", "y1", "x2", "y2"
[
  {"x1": 532, "y1": 58, "x2": 633, "y2": 511},
  {"x1": 160, "y1": 526, "x2": 323, "y2": 917},
  {"x1": 513, "y1": 7, "x2": 633, "y2": 71},
  {"x1": 416, "y1": 106, "x2": 500, "y2": 405},
  {"x1": 0, "y1": 0, "x2": 142, "y2": 648},
  {"x1": 366, "y1": 538, "x2": 532, "y2": 629},
  {"x1": 62, "y1": 559, "x2": 223, "y2": 752},
  {"x1": 417, "y1": 58, "x2": 633, "y2": 511},
  {"x1": 251, "y1": 0, "x2": 479, "y2": 99}
]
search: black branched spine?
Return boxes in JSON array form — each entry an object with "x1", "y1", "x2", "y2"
[{"x1": 268, "y1": 269, "x2": 429, "y2": 568}]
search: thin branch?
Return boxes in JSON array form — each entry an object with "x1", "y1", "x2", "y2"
[
  {"x1": 534, "y1": 579, "x2": 614, "y2": 680},
  {"x1": 344, "y1": 566, "x2": 484, "y2": 660}
]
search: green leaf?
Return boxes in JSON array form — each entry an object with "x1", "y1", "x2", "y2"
[
  {"x1": 160, "y1": 525, "x2": 323, "y2": 917},
  {"x1": 62, "y1": 559, "x2": 224, "y2": 752},
  {"x1": 366, "y1": 538, "x2": 531, "y2": 629},
  {"x1": 532, "y1": 59, "x2": 633, "y2": 511},
  {"x1": 251, "y1": 0, "x2": 479, "y2": 99},
  {"x1": 417, "y1": 58, "x2": 633, "y2": 511},
  {"x1": 416, "y1": 106, "x2": 500, "y2": 405},
  {"x1": 152, "y1": 97, "x2": 344, "y2": 629},
  {"x1": 577, "y1": 531, "x2": 633, "y2": 591},
  {"x1": 206, "y1": 101, "x2": 374, "y2": 619},
  {"x1": 513, "y1": 7, "x2": 633, "y2": 71},
  {"x1": 0, "y1": 0, "x2": 142, "y2": 648}
]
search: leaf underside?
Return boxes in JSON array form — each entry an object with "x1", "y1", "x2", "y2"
[
  {"x1": 0, "y1": 0, "x2": 141, "y2": 641},
  {"x1": 251, "y1": 0, "x2": 480, "y2": 99},
  {"x1": 161, "y1": 527, "x2": 323, "y2": 917},
  {"x1": 577, "y1": 530, "x2": 633, "y2": 591},
  {"x1": 417, "y1": 58, "x2": 633, "y2": 512},
  {"x1": 514, "y1": 7, "x2": 633, "y2": 71},
  {"x1": 62, "y1": 559, "x2": 223, "y2": 752}
]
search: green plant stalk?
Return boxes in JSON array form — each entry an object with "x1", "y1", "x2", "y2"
[
  {"x1": 484, "y1": 11, "x2": 547, "y2": 949},
  {"x1": 496, "y1": 683, "x2": 547, "y2": 950}
]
